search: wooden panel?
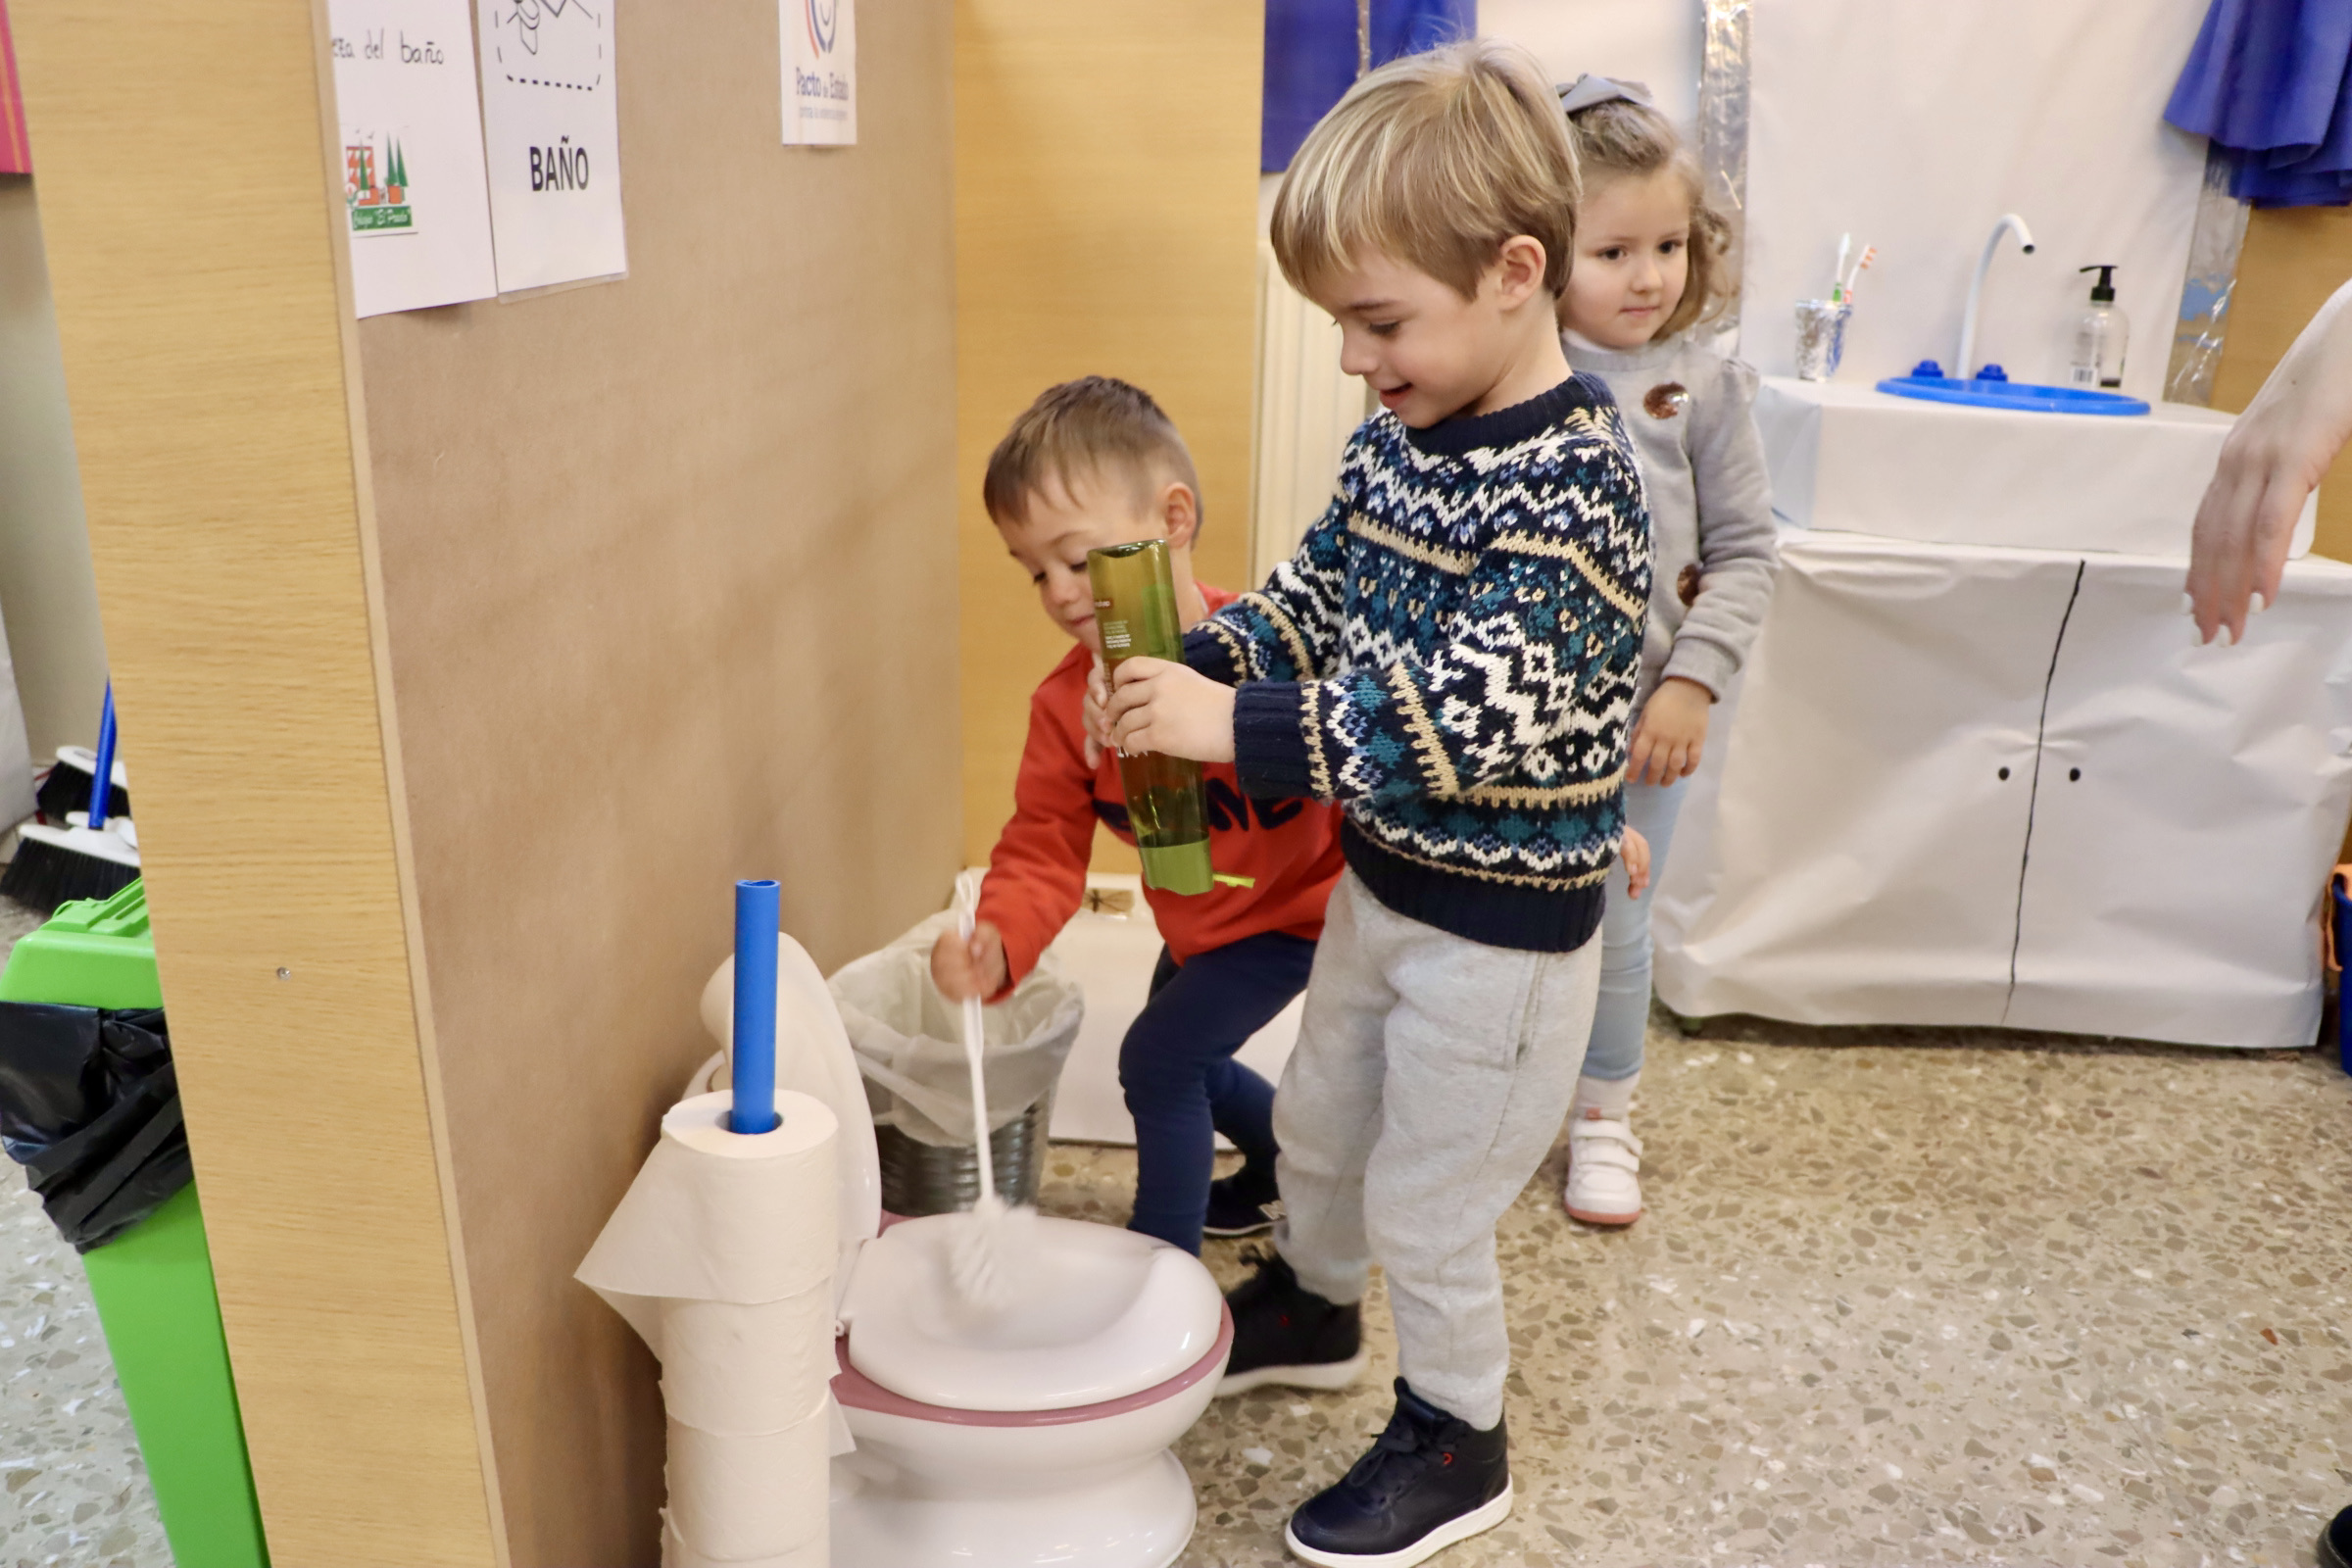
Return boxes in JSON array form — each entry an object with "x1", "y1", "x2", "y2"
[
  {"x1": 354, "y1": 4, "x2": 960, "y2": 1561},
  {"x1": 2213, "y1": 203, "x2": 2352, "y2": 564},
  {"x1": 954, "y1": 1, "x2": 1264, "y2": 866},
  {"x1": 8, "y1": 3, "x2": 498, "y2": 1565}
]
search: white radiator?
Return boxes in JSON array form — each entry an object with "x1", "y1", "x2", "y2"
[{"x1": 1249, "y1": 241, "x2": 1366, "y2": 584}]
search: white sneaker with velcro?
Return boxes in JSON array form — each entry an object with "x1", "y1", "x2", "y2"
[{"x1": 1562, "y1": 1110, "x2": 1642, "y2": 1226}]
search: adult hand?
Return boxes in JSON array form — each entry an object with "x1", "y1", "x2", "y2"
[
  {"x1": 930, "y1": 919, "x2": 1007, "y2": 1003},
  {"x1": 2188, "y1": 278, "x2": 2352, "y2": 646},
  {"x1": 1102, "y1": 658, "x2": 1239, "y2": 762},
  {"x1": 1627, "y1": 677, "x2": 1712, "y2": 786}
]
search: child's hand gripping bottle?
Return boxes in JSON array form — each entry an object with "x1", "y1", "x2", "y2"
[{"x1": 1087, "y1": 539, "x2": 1215, "y2": 895}]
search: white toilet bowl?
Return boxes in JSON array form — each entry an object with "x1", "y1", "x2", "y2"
[
  {"x1": 699, "y1": 940, "x2": 1232, "y2": 1568},
  {"x1": 831, "y1": 1213, "x2": 1231, "y2": 1567}
]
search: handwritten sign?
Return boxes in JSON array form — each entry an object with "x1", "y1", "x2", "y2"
[{"x1": 326, "y1": 0, "x2": 498, "y2": 317}]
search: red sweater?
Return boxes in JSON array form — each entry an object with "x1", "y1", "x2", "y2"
[{"x1": 979, "y1": 584, "x2": 1345, "y2": 996}]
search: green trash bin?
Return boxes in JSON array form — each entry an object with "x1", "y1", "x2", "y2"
[{"x1": 0, "y1": 882, "x2": 269, "y2": 1567}]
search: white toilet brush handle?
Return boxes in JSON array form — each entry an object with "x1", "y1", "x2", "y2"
[{"x1": 956, "y1": 890, "x2": 998, "y2": 1207}]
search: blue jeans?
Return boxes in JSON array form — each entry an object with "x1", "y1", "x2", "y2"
[
  {"x1": 1121, "y1": 929, "x2": 1316, "y2": 1253},
  {"x1": 1582, "y1": 778, "x2": 1690, "y2": 1082}
]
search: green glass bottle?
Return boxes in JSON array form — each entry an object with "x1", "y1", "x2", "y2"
[{"x1": 1088, "y1": 539, "x2": 1215, "y2": 895}]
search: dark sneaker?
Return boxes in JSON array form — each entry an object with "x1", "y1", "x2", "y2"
[
  {"x1": 1201, "y1": 1171, "x2": 1283, "y2": 1238},
  {"x1": 1216, "y1": 1249, "x2": 1368, "y2": 1396},
  {"x1": 1284, "y1": 1380, "x2": 1511, "y2": 1567},
  {"x1": 2321, "y1": 1503, "x2": 2352, "y2": 1568}
]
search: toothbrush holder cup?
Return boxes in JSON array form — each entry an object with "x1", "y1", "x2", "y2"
[{"x1": 1794, "y1": 299, "x2": 1853, "y2": 382}]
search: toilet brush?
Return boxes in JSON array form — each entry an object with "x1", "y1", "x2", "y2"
[{"x1": 948, "y1": 882, "x2": 1023, "y2": 1307}]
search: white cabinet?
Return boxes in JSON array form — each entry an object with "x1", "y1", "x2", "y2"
[
  {"x1": 1654, "y1": 533, "x2": 2352, "y2": 1049},
  {"x1": 1752, "y1": 378, "x2": 2320, "y2": 559}
]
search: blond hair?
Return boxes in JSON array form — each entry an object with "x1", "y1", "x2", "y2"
[
  {"x1": 1564, "y1": 97, "x2": 1738, "y2": 339},
  {"x1": 983, "y1": 376, "x2": 1203, "y2": 530},
  {"x1": 1271, "y1": 39, "x2": 1581, "y2": 303}
]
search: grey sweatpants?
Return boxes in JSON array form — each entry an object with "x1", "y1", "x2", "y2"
[{"x1": 1272, "y1": 870, "x2": 1600, "y2": 1431}]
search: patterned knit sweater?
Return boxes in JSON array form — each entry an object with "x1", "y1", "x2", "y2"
[{"x1": 1184, "y1": 374, "x2": 1652, "y2": 953}]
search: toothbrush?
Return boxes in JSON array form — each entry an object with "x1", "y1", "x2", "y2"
[
  {"x1": 1838, "y1": 245, "x2": 1877, "y2": 303},
  {"x1": 948, "y1": 882, "x2": 1015, "y2": 1306},
  {"x1": 1831, "y1": 233, "x2": 1851, "y2": 303}
]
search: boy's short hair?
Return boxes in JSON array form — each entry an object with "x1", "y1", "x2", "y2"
[
  {"x1": 983, "y1": 376, "x2": 1203, "y2": 530},
  {"x1": 1564, "y1": 96, "x2": 1739, "y2": 340},
  {"x1": 1271, "y1": 38, "x2": 1580, "y2": 303}
]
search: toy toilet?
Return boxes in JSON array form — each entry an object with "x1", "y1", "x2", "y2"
[{"x1": 697, "y1": 939, "x2": 1232, "y2": 1568}]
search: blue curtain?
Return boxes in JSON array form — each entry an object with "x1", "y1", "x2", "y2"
[
  {"x1": 1262, "y1": 0, "x2": 1477, "y2": 172},
  {"x1": 2166, "y1": 0, "x2": 2352, "y2": 207}
]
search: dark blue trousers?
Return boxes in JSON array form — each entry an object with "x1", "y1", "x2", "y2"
[{"x1": 1120, "y1": 929, "x2": 1318, "y2": 1254}]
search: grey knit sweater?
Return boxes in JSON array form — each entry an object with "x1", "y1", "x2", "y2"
[{"x1": 1564, "y1": 332, "x2": 1778, "y2": 704}]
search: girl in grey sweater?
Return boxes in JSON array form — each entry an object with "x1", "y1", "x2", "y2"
[{"x1": 1553, "y1": 76, "x2": 1779, "y2": 1225}]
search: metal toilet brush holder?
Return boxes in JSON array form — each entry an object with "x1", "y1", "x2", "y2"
[{"x1": 873, "y1": 1091, "x2": 1055, "y2": 1215}]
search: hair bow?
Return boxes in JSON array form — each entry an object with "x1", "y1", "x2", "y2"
[{"x1": 1556, "y1": 74, "x2": 1654, "y2": 115}]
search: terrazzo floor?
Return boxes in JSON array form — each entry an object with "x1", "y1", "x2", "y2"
[
  {"x1": 1037, "y1": 1019, "x2": 2352, "y2": 1568},
  {"x1": 2, "y1": 928, "x2": 2347, "y2": 1567},
  {"x1": 0, "y1": 894, "x2": 171, "y2": 1568}
]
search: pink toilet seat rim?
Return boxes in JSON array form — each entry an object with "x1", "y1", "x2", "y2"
[{"x1": 832, "y1": 1302, "x2": 1234, "y2": 1428}]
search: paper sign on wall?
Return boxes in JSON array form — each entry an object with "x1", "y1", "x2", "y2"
[
  {"x1": 476, "y1": 0, "x2": 628, "y2": 293},
  {"x1": 325, "y1": 0, "x2": 498, "y2": 317},
  {"x1": 782, "y1": 0, "x2": 856, "y2": 146}
]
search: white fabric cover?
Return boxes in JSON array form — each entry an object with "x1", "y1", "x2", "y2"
[
  {"x1": 1654, "y1": 533, "x2": 2352, "y2": 1050},
  {"x1": 1754, "y1": 378, "x2": 2320, "y2": 559}
]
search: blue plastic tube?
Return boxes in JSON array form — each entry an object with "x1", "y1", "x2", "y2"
[
  {"x1": 87, "y1": 684, "x2": 117, "y2": 830},
  {"x1": 730, "y1": 879, "x2": 782, "y2": 1134}
]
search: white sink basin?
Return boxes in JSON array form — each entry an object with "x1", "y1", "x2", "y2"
[{"x1": 1753, "y1": 376, "x2": 2318, "y2": 558}]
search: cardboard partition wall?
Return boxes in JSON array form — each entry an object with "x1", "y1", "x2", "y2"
[{"x1": 13, "y1": 1, "x2": 958, "y2": 1562}]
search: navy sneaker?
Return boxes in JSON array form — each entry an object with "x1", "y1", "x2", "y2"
[
  {"x1": 1215, "y1": 1249, "x2": 1368, "y2": 1396},
  {"x1": 1202, "y1": 1169, "x2": 1283, "y2": 1238},
  {"x1": 1285, "y1": 1380, "x2": 1511, "y2": 1567},
  {"x1": 2321, "y1": 1503, "x2": 2352, "y2": 1568}
]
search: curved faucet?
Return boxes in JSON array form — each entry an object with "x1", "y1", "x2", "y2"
[{"x1": 1955, "y1": 214, "x2": 2035, "y2": 382}]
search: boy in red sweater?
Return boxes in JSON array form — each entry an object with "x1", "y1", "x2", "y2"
[{"x1": 932, "y1": 376, "x2": 1345, "y2": 1255}]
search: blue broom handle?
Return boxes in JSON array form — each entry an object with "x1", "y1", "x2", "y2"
[
  {"x1": 87, "y1": 684, "x2": 116, "y2": 831},
  {"x1": 729, "y1": 879, "x2": 781, "y2": 1135}
]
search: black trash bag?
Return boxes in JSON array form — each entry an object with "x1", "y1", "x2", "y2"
[{"x1": 0, "y1": 1003, "x2": 191, "y2": 1250}]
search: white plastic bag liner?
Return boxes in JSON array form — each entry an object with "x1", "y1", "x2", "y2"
[{"x1": 829, "y1": 908, "x2": 1084, "y2": 1146}]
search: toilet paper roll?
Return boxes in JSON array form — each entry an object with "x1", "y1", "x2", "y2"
[
  {"x1": 657, "y1": 1286, "x2": 835, "y2": 1434},
  {"x1": 577, "y1": 1090, "x2": 839, "y2": 1320},
  {"x1": 662, "y1": 1510, "x2": 826, "y2": 1568},
  {"x1": 665, "y1": 1407, "x2": 830, "y2": 1563}
]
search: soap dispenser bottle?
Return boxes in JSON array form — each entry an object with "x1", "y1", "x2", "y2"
[{"x1": 2070, "y1": 265, "x2": 2128, "y2": 389}]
